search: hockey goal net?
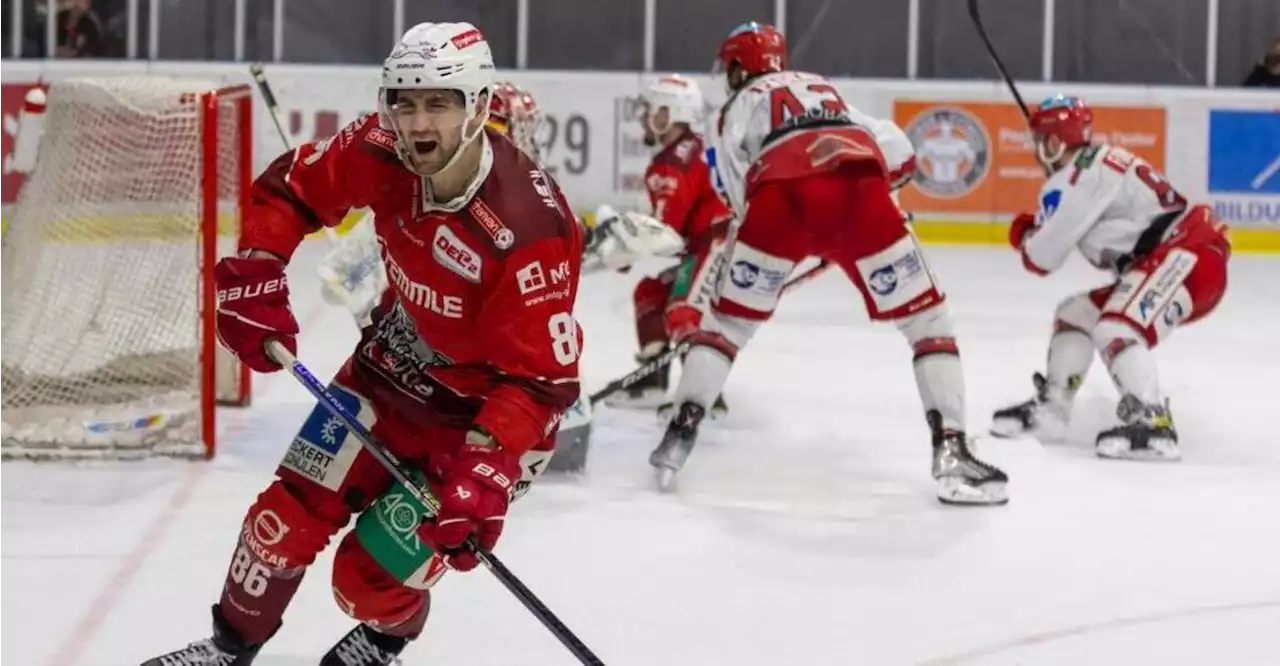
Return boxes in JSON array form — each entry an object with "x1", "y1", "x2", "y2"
[{"x1": 2, "y1": 77, "x2": 254, "y2": 460}]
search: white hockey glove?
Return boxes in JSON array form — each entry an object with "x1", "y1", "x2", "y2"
[
  {"x1": 317, "y1": 214, "x2": 386, "y2": 326},
  {"x1": 582, "y1": 204, "x2": 685, "y2": 274}
]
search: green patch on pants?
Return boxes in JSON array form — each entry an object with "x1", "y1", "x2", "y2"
[{"x1": 354, "y1": 472, "x2": 441, "y2": 588}]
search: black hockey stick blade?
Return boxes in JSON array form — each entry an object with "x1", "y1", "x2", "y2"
[
  {"x1": 589, "y1": 343, "x2": 688, "y2": 406},
  {"x1": 967, "y1": 0, "x2": 1032, "y2": 119},
  {"x1": 266, "y1": 341, "x2": 607, "y2": 665}
]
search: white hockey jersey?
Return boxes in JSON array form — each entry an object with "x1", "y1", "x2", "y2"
[
  {"x1": 711, "y1": 70, "x2": 914, "y2": 218},
  {"x1": 1025, "y1": 144, "x2": 1189, "y2": 273}
]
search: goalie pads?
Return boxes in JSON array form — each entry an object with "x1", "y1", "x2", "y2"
[
  {"x1": 546, "y1": 395, "x2": 593, "y2": 473},
  {"x1": 582, "y1": 204, "x2": 685, "y2": 273},
  {"x1": 316, "y1": 214, "x2": 386, "y2": 325}
]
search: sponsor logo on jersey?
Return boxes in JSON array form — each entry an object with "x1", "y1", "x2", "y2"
[
  {"x1": 646, "y1": 172, "x2": 679, "y2": 195},
  {"x1": 528, "y1": 169, "x2": 562, "y2": 213},
  {"x1": 469, "y1": 199, "x2": 515, "y2": 249},
  {"x1": 904, "y1": 106, "x2": 991, "y2": 198},
  {"x1": 516, "y1": 260, "x2": 547, "y2": 295},
  {"x1": 431, "y1": 225, "x2": 482, "y2": 282},
  {"x1": 385, "y1": 252, "x2": 464, "y2": 319},
  {"x1": 1039, "y1": 189, "x2": 1063, "y2": 224},
  {"x1": 366, "y1": 127, "x2": 398, "y2": 152}
]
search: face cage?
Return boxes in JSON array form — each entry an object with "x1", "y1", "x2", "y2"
[{"x1": 510, "y1": 112, "x2": 546, "y2": 164}]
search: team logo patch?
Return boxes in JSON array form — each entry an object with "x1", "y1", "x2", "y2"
[{"x1": 905, "y1": 106, "x2": 991, "y2": 198}]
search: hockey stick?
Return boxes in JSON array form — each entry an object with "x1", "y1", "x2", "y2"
[
  {"x1": 589, "y1": 260, "x2": 831, "y2": 406},
  {"x1": 265, "y1": 341, "x2": 607, "y2": 666},
  {"x1": 966, "y1": 0, "x2": 1031, "y2": 120}
]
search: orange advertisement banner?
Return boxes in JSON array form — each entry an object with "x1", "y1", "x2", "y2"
[{"x1": 894, "y1": 100, "x2": 1167, "y2": 219}]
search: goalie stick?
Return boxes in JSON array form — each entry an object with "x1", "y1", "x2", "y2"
[
  {"x1": 589, "y1": 260, "x2": 831, "y2": 406},
  {"x1": 265, "y1": 340, "x2": 607, "y2": 666}
]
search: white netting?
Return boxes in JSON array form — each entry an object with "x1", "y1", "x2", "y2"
[{"x1": 1, "y1": 77, "x2": 250, "y2": 460}]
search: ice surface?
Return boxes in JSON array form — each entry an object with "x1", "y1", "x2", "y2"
[{"x1": 4, "y1": 242, "x2": 1278, "y2": 666}]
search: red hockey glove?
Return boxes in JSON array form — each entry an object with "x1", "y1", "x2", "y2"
[
  {"x1": 214, "y1": 255, "x2": 298, "y2": 373},
  {"x1": 417, "y1": 440, "x2": 522, "y2": 572},
  {"x1": 1009, "y1": 212, "x2": 1037, "y2": 249}
]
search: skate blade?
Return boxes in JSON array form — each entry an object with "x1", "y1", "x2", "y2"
[
  {"x1": 988, "y1": 418, "x2": 1030, "y2": 439},
  {"x1": 1096, "y1": 442, "x2": 1181, "y2": 462},
  {"x1": 936, "y1": 479, "x2": 1009, "y2": 506},
  {"x1": 604, "y1": 393, "x2": 669, "y2": 410},
  {"x1": 654, "y1": 466, "x2": 678, "y2": 492},
  {"x1": 658, "y1": 402, "x2": 728, "y2": 423}
]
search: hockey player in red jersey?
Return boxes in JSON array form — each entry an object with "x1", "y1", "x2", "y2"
[
  {"x1": 144, "y1": 22, "x2": 583, "y2": 666},
  {"x1": 990, "y1": 95, "x2": 1230, "y2": 461},
  {"x1": 648, "y1": 22, "x2": 1008, "y2": 505},
  {"x1": 599, "y1": 74, "x2": 734, "y2": 415}
]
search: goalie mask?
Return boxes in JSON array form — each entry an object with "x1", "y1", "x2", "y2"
[
  {"x1": 379, "y1": 21, "x2": 495, "y2": 176},
  {"x1": 487, "y1": 81, "x2": 545, "y2": 162},
  {"x1": 637, "y1": 75, "x2": 705, "y2": 147}
]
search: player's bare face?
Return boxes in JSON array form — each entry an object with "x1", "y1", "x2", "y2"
[{"x1": 392, "y1": 89, "x2": 467, "y2": 175}]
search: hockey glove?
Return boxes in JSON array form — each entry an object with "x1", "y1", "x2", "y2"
[
  {"x1": 214, "y1": 255, "x2": 299, "y2": 372},
  {"x1": 1009, "y1": 213, "x2": 1052, "y2": 276},
  {"x1": 417, "y1": 439, "x2": 522, "y2": 571},
  {"x1": 1009, "y1": 212, "x2": 1037, "y2": 249}
]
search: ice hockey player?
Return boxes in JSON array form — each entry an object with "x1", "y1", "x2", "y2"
[
  {"x1": 598, "y1": 74, "x2": 735, "y2": 417},
  {"x1": 316, "y1": 79, "x2": 548, "y2": 324},
  {"x1": 648, "y1": 22, "x2": 1008, "y2": 505},
  {"x1": 143, "y1": 22, "x2": 583, "y2": 666},
  {"x1": 990, "y1": 95, "x2": 1230, "y2": 461}
]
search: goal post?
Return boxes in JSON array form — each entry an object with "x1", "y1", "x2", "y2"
[{"x1": 1, "y1": 77, "x2": 255, "y2": 461}]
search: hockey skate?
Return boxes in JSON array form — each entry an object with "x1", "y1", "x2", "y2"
[
  {"x1": 1096, "y1": 394, "x2": 1179, "y2": 461},
  {"x1": 602, "y1": 346, "x2": 671, "y2": 410},
  {"x1": 989, "y1": 372, "x2": 1073, "y2": 439},
  {"x1": 649, "y1": 402, "x2": 707, "y2": 490},
  {"x1": 140, "y1": 605, "x2": 265, "y2": 666},
  {"x1": 657, "y1": 393, "x2": 728, "y2": 421},
  {"x1": 319, "y1": 624, "x2": 408, "y2": 666},
  {"x1": 929, "y1": 411, "x2": 1009, "y2": 506}
]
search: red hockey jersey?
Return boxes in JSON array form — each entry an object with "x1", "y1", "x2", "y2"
[
  {"x1": 644, "y1": 128, "x2": 734, "y2": 255},
  {"x1": 242, "y1": 114, "x2": 583, "y2": 456}
]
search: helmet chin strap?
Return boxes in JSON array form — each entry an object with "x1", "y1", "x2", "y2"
[{"x1": 1036, "y1": 138, "x2": 1068, "y2": 172}]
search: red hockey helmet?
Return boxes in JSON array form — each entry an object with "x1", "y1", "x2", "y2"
[
  {"x1": 717, "y1": 22, "x2": 787, "y2": 87},
  {"x1": 1030, "y1": 95, "x2": 1094, "y2": 147}
]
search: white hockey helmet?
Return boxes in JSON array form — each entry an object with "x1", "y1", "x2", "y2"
[
  {"x1": 640, "y1": 74, "x2": 704, "y2": 133},
  {"x1": 378, "y1": 22, "x2": 496, "y2": 172}
]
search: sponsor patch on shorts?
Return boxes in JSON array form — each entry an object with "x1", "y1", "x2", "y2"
[{"x1": 280, "y1": 384, "x2": 374, "y2": 491}]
